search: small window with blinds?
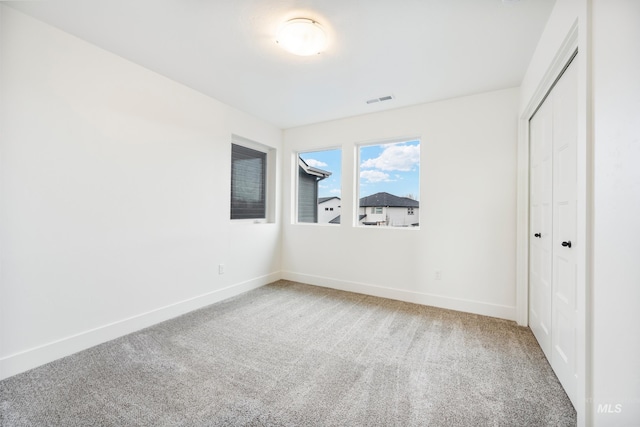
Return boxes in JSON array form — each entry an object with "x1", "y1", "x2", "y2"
[{"x1": 231, "y1": 143, "x2": 266, "y2": 220}]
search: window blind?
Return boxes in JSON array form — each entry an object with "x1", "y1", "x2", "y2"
[{"x1": 231, "y1": 144, "x2": 266, "y2": 219}]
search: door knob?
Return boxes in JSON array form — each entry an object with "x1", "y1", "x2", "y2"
[
  {"x1": 562, "y1": 241, "x2": 572, "y2": 248},
  {"x1": 534, "y1": 233, "x2": 541, "y2": 238}
]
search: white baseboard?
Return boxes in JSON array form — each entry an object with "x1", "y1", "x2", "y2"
[
  {"x1": 0, "y1": 272, "x2": 281, "y2": 381},
  {"x1": 1, "y1": 271, "x2": 516, "y2": 381},
  {"x1": 282, "y1": 271, "x2": 516, "y2": 322}
]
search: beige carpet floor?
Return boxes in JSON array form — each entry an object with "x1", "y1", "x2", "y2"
[{"x1": 0, "y1": 280, "x2": 576, "y2": 426}]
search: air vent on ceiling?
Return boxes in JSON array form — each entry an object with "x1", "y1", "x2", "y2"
[{"x1": 366, "y1": 95, "x2": 395, "y2": 105}]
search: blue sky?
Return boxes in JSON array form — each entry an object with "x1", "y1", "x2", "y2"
[
  {"x1": 299, "y1": 139, "x2": 420, "y2": 200},
  {"x1": 299, "y1": 148, "x2": 342, "y2": 199}
]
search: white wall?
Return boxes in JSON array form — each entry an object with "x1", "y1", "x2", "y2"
[
  {"x1": 591, "y1": 0, "x2": 640, "y2": 424},
  {"x1": 519, "y1": 0, "x2": 579, "y2": 114},
  {"x1": 0, "y1": 6, "x2": 282, "y2": 380},
  {"x1": 283, "y1": 88, "x2": 519, "y2": 320}
]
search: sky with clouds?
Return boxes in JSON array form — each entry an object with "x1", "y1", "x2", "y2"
[{"x1": 299, "y1": 139, "x2": 420, "y2": 200}]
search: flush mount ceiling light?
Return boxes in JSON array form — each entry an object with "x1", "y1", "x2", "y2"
[{"x1": 276, "y1": 18, "x2": 327, "y2": 56}]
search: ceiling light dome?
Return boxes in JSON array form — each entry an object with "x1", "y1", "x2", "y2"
[{"x1": 276, "y1": 18, "x2": 327, "y2": 56}]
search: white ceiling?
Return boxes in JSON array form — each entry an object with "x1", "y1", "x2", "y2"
[{"x1": 5, "y1": 0, "x2": 555, "y2": 129}]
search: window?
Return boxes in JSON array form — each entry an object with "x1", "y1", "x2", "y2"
[
  {"x1": 358, "y1": 138, "x2": 420, "y2": 227},
  {"x1": 297, "y1": 148, "x2": 342, "y2": 224},
  {"x1": 231, "y1": 143, "x2": 266, "y2": 220}
]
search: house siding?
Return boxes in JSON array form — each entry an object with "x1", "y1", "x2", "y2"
[
  {"x1": 358, "y1": 207, "x2": 420, "y2": 227},
  {"x1": 318, "y1": 198, "x2": 341, "y2": 224},
  {"x1": 298, "y1": 167, "x2": 318, "y2": 222}
]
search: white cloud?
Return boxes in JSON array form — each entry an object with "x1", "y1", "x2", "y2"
[
  {"x1": 360, "y1": 170, "x2": 391, "y2": 183},
  {"x1": 330, "y1": 188, "x2": 341, "y2": 195},
  {"x1": 304, "y1": 158, "x2": 328, "y2": 168},
  {"x1": 360, "y1": 144, "x2": 420, "y2": 171}
]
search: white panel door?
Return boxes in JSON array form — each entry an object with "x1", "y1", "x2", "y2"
[
  {"x1": 529, "y1": 99, "x2": 553, "y2": 360},
  {"x1": 528, "y1": 56, "x2": 578, "y2": 407},
  {"x1": 551, "y1": 59, "x2": 578, "y2": 405}
]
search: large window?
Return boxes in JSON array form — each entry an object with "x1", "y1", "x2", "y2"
[
  {"x1": 231, "y1": 143, "x2": 266, "y2": 220},
  {"x1": 358, "y1": 139, "x2": 420, "y2": 227},
  {"x1": 297, "y1": 148, "x2": 342, "y2": 224}
]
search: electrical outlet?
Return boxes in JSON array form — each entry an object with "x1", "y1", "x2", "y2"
[
  {"x1": 435, "y1": 270, "x2": 442, "y2": 280},
  {"x1": 218, "y1": 264, "x2": 225, "y2": 275}
]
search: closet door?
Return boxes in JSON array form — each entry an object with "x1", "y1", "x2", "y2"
[
  {"x1": 550, "y1": 59, "x2": 578, "y2": 405},
  {"x1": 529, "y1": 99, "x2": 553, "y2": 360},
  {"x1": 528, "y1": 57, "x2": 578, "y2": 406}
]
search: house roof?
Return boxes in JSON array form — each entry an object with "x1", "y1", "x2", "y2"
[
  {"x1": 329, "y1": 214, "x2": 366, "y2": 225},
  {"x1": 318, "y1": 196, "x2": 340, "y2": 204},
  {"x1": 359, "y1": 192, "x2": 419, "y2": 208},
  {"x1": 298, "y1": 157, "x2": 331, "y2": 179}
]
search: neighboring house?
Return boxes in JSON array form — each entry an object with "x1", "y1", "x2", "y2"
[
  {"x1": 358, "y1": 192, "x2": 419, "y2": 227},
  {"x1": 329, "y1": 214, "x2": 366, "y2": 225},
  {"x1": 318, "y1": 196, "x2": 341, "y2": 223},
  {"x1": 298, "y1": 157, "x2": 331, "y2": 223}
]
